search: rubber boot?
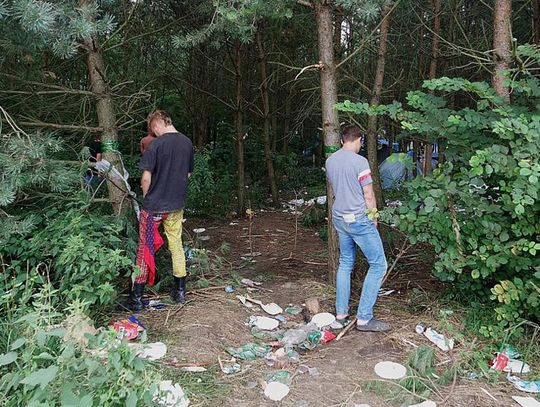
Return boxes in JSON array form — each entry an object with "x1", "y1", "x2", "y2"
[
  {"x1": 129, "y1": 283, "x2": 145, "y2": 312},
  {"x1": 171, "y1": 276, "x2": 186, "y2": 304}
]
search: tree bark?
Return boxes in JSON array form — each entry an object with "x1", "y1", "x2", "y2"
[
  {"x1": 492, "y1": 0, "x2": 512, "y2": 100},
  {"x1": 533, "y1": 0, "x2": 540, "y2": 45},
  {"x1": 256, "y1": 25, "x2": 280, "y2": 207},
  {"x1": 235, "y1": 45, "x2": 246, "y2": 215},
  {"x1": 81, "y1": 32, "x2": 128, "y2": 215},
  {"x1": 366, "y1": 3, "x2": 392, "y2": 209},
  {"x1": 423, "y1": 0, "x2": 441, "y2": 175},
  {"x1": 333, "y1": 6, "x2": 344, "y2": 62},
  {"x1": 282, "y1": 92, "x2": 292, "y2": 155},
  {"x1": 316, "y1": 0, "x2": 340, "y2": 281}
]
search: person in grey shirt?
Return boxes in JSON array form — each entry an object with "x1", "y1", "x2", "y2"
[{"x1": 325, "y1": 125, "x2": 390, "y2": 332}]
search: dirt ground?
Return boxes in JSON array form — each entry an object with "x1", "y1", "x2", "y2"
[{"x1": 120, "y1": 211, "x2": 525, "y2": 407}]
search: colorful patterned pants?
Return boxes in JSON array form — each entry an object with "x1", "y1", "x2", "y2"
[{"x1": 134, "y1": 209, "x2": 186, "y2": 285}]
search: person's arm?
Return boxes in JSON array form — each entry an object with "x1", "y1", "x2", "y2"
[
  {"x1": 141, "y1": 170, "x2": 152, "y2": 197},
  {"x1": 96, "y1": 152, "x2": 102, "y2": 161},
  {"x1": 362, "y1": 183, "x2": 378, "y2": 228}
]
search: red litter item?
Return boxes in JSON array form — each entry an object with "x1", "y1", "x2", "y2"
[
  {"x1": 320, "y1": 330, "x2": 337, "y2": 343},
  {"x1": 491, "y1": 352, "x2": 509, "y2": 371},
  {"x1": 112, "y1": 320, "x2": 141, "y2": 340}
]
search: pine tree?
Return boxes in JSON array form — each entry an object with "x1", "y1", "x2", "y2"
[{"x1": 1, "y1": 0, "x2": 126, "y2": 214}]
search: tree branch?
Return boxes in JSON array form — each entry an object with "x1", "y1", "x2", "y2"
[{"x1": 19, "y1": 121, "x2": 103, "y2": 132}]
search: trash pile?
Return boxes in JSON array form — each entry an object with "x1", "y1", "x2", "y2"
[
  {"x1": 283, "y1": 196, "x2": 327, "y2": 214},
  {"x1": 221, "y1": 290, "x2": 343, "y2": 402},
  {"x1": 413, "y1": 320, "x2": 540, "y2": 405},
  {"x1": 108, "y1": 315, "x2": 189, "y2": 406},
  {"x1": 490, "y1": 346, "x2": 540, "y2": 396}
]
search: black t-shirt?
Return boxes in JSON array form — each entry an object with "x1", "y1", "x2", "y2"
[
  {"x1": 140, "y1": 132, "x2": 194, "y2": 213},
  {"x1": 89, "y1": 141, "x2": 101, "y2": 161},
  {"x1": 87, "y1": 141, "x2": 101, "y2": 175}
]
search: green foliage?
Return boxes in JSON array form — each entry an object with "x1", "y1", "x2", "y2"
[
  {"x1": 341, "y1": 55, "x2": 540, "y2": 331},
  {"x1": 187, "y1": 148, "x2": 219, "y2": 215},
  {"x1": 4, "y1": 0, "x2": 117, "y2": 58},
  {"x1": 301, "y1": 204, "x2": 326, "y2": 227},
  {"x1": 0, "y1": 288, "x2": 161, "y2": 407},
  {"x1": 1, "y1": 208, "x2": 134, "y2": 310},
  {"x1": 0, "y1": 131, "x2": 79, "y2": 206}
]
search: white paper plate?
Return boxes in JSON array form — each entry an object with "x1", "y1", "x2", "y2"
[
  {"x1": 374, "y1": 361, "x2": 407, "y2": 380},
  {"x1": 138, "y1": 342, "x2": 167, "y2": 361},
  {"x1": 408, "y1": 401, "x2": 436, "y2": 407},
  {"x1": 311, "y1": 312, "x2": 336, "y2": 328},
  {"x1": 255, "y1": 316, "x2": 279, "y2": 330},
  {"x1": 261, "y1": 303, "x2": 283, "y2": 315},
  {"x1": 264, "y1": 381, "x2": 290, "y2": 401}
]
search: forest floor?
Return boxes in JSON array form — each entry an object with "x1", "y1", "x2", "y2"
[{"x1": 117, "y1": 211, "x2": 529, "y2": 407}]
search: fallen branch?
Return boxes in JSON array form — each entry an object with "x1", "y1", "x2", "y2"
[{"x1": 336, "y1": 317, "x2": 357, "y2": 341}]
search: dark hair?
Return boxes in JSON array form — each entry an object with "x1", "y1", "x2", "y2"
[
  {"x1": 341, "y1": 125, "x2": 364, "y2": 143},
  {"x1": 147, "y1": 110, "x2": 172, "y2": 129}
]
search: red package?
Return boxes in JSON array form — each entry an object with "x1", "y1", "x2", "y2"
[
  {"x1": 111, "y1": 320, "x2": 140, "y2": 340},
  {"x1": 491, "y1": 352, "x2": 509, "y2": 371},
  {"x1": 320, "y1": 330, "x2": 337, "y2": 343}
]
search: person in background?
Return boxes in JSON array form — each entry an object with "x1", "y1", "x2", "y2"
[
  {"x1": 140, "y1": 131, "x2": 156, "y2": 155},
  {"x1": 129, "y1": 110, "x2": 194, "y2": 312},
  {"x1": 84, "y1": 136, "x2": 102, "y2": 186},
  {"x1": 325, "y1": 125, "x2": 390, "y2": 332}
]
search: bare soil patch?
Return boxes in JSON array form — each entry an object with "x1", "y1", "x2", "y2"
[{"x1": 116, "y1": 211, "x2": 515, "y2": 407}]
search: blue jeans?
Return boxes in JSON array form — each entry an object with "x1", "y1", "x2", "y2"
[{"x1": 333, "y1": 216, "x2": 387, "y2": 321}]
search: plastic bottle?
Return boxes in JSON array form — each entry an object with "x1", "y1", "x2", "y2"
[{"x1": 423, "y1": 327, "x2": 454, "y2": 351}]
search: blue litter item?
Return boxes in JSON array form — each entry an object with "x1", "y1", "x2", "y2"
[
  {"x1": 183, "y1": 246, "x2": 195, "y2": 261},
  {"x1": 225, "y1": 286, "x2": 235, "y2": 293},
  {"x1": 127, "y1": 315, "x2": 147, "y2": 330}
]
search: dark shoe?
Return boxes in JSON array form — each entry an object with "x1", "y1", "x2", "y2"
[
  {"x1": 356, "y1": 318, "x2": 391, "y2": 332},
  {"x1": 171, "y1": 276, "x2": 186, "y2": 304},
  {"x1": 129, "y1": 283, "x2": 145, "y2": 312}
]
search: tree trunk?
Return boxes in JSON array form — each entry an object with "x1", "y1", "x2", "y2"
[
  {"x1": 533, "y1": 0, "x2": 540, "y2": 45},
  {"x1": 493, "y1": 0, "x2": 512, "y2": 100},
  {"x1": 333, "y1": 6, "x2": 344, "y2": 62},
  {"x1": 366, "y1": 3, "x2": 392, "y2": 209},
  {"x1": 423, "y1": 0, "x2": 441, "y2": 175},
  {"x1": 316, "y1": 0, "x2": 340, "y2": 281},
  {"x1": 235, "y1": 45, "x2": 246, "y2": 215},
  {"x1": 81, "y1": 28, "x2": 127, "y2": 215},
  {"x1": 282, "y1": 92, "x2": 292, "y2": 155},
  {"x1": 256, "y1": 26, "x2": 280, "y2": 207}
]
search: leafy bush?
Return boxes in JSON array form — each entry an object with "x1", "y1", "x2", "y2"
[
  {"x1": 0, "y1": 287, "x2": 161, "y2": 407},
  {"x1": 0, "y1": 120, "x2": 164, "y2": 406},
  {"x1": 1, "y1": 208, "x2": 134, "y2": 310},
  {"x1": 337, "y1": 45, "x2": 540, "y2": 332}
]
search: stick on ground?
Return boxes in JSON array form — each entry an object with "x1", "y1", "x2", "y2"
[{"x1": 336, "y1": 318, "x2": 357, "y2": 341}]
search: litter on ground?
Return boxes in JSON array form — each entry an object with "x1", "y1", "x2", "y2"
[
  {"x1": 252, "y1": 316, "x2": 280, "y2": 330},
  {"x1": 264, "y1": 381, "x2": 290, "y2": 401},
  {"x1": 154, "y1": 380, "x2": 189, "y2": 407},
  {"x1": 374, "y1": 361, "x2": 407, "y2": 380},
  {"x1": 508, "y1": 375, "x2": 540, "y2": 393},
  {"x1": 310, "y1": 312, "x2": 336, "y2": 328},
  {"x1": 227, "y1": 343, "x2": 271, "y2": 360},
  {"x1": 421, "y1": 327, "x2": 454, "y2": 351},
  {"x1": 511, "y1": 396, "x2": 540, "y2": 407},
  {"x1": 407, "y1": 401, "x2": 437, "y2": 407},
  {"x1": 137, "y1": 342, "x2": 167, "y2": 361},
  {"x1": 181, "y1": 366, "x2": 207, "y2": 373}
]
